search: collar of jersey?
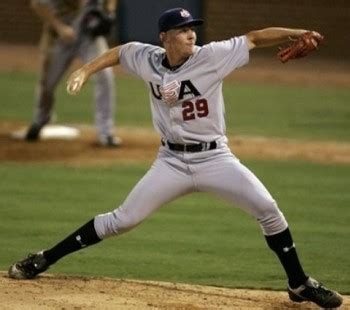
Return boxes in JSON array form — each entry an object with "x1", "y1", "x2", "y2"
[{"x1": 161, "y1": 56, "x2": 186, "y2": 71}]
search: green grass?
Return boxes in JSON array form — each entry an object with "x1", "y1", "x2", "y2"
[
  {"x1": 1, "y1": 71, "x2": 349, "y2": 141},
  {"x1": 0, "y1": 161, "x2": 349, "y2": 293},
  {"x1": 224, "y1": 83, "x2": 350, "y2": 141}
]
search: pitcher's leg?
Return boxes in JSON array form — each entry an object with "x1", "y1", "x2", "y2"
[
  {"x1": 195, "y1": 154, "x2": 287, "y2": 235},
  {"x1": 195, "y1": 153, "x2": 307, "y2": 288},
  {"x1": 10, "y1": 153, "x2": 193, "y2": 274},
  {"x1": 80, "y1": 37, "x2": 116, "y2": 143},
  {"x1": 95, "y1": 155, "x2": 194, "y2": 239}
]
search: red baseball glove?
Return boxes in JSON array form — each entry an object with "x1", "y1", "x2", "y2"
[{"x1": 277, "y1": 32, "x2": 324, "y2": 63}]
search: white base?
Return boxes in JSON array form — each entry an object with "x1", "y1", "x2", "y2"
[{"x1": 11, "y1": 125, "x2": 80, "y2": 140}]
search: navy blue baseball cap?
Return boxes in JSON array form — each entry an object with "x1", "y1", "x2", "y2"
[{"x1": 158, "y1": 8, "x2": 203, "y2": 33}]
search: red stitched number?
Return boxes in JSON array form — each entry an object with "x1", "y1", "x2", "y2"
[
  {"x1": 196, "y1": 99, "x2": 209, "y2": 117},
  {"x1": 182, "y1": 101, "x2": 195, "y2": 120},
  {"x1": 182, "y1": 99, "x2": 209, "y2": 121}
]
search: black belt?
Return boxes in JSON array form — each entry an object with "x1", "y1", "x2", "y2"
[{"x1": 161, "y1": 139, "x2": 217, "y2": 152}]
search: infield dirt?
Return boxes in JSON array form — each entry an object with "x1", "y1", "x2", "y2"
[
  {"x1": 1, "y1": 272, "x2": 349, "y2": 310},
  {"x1": 1, "y1": 122, "x2": 350, "y2": 165}
]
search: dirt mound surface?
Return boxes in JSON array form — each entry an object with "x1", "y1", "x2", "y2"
[
  {"x1": 2, "y1": 272, "x2": 349, "y2": 309},
  {"x1": 1, "y1": 122, "x2": 350, "y2": 165}
]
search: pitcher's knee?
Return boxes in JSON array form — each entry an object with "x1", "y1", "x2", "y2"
[
  {"x1": 257, "y1": 200, "x2": 288, "y2": 236},
  {"x1": 94, "y1": 206, "x2": 142, "y2": 239}
]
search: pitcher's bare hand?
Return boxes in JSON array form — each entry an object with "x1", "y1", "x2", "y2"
[{"x1": 67, "y1": 68, "x2": 88, "y2": 95}]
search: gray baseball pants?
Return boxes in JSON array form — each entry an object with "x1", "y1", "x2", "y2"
[
  {"x1": 32, "y1": 33, "x2": 115, "y2": 139},
  {"x1": 94, "y1": 143, "x2": 288, "y2": 238}
]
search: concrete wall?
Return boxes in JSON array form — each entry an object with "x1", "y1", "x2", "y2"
[
  {"x1": 1, "y1": 0, "x2": 349, "y2": 61},
  {"x1": 116, "y1": 0, "x2": 203, "y2": 44},
  {"x1": 203, "y1": 0, "x2": 350, "y2": 60},
  {"x1": 0, "y1": 1, "x2": 42, "y2": 43}
]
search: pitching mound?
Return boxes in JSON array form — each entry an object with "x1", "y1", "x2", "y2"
[{"x1": 3, "y1": 272, "x2": 349, "y2": 309}]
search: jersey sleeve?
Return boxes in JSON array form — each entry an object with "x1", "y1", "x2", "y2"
[
  {"x1": 119, "y1": 42, "x2": 154, "y2": 79},
  {"x1": 209, "y1": 35, "x2": 249, "y2": 79}
]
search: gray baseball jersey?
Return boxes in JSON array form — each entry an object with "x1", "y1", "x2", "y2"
[
  {"x1": 94, "y1": 36, "x2": 288, "y2": 238},
  {"x1": 119, "y1": 36, "x2": 248, "y2": 144}
]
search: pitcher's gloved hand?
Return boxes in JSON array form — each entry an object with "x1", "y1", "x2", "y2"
[{"x1": 277, "y1": 31, "x2": 324, "y2": 63}]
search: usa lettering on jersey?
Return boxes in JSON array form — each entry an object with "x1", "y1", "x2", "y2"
[{"x1": 149, "y1": 80, "x2": 201, "y2": 104}]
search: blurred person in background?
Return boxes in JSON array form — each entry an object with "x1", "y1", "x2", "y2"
[{"x1": 25, "y1": 0, "x2": 121, "y2": 147}]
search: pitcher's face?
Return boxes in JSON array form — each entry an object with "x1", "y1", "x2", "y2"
[{"x1": 161, "y1": 27, "x2": 197, "y2": 59}]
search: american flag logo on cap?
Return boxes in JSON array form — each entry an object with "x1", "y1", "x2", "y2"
[{"x1": 180, "y1": 9, "x2": 190, "y2": 18}]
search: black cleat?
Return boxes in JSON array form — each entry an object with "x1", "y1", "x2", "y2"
[
  {"x1": 25, "y1": 124, "x2": 42, "y2": 141},
  {"x1": 288, "y1": 277, "x2": 343, "y2": 308},
  {"x1": 8, "y1": 252, "x2": 49, "y2": 279}
]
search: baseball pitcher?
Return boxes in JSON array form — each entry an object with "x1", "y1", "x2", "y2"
[{"x1": 9, "y1": 7, "x2": 342, "y2": 309}]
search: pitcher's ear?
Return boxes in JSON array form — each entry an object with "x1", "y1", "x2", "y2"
[{"x1": 159, "y1": 32, "x2": 166, "y2": 43}]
